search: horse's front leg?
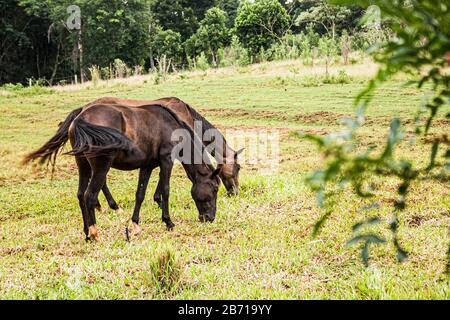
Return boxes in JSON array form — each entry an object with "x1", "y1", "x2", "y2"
[
  {"x1": 159, "y1": 159, "x2": 175, "y2": 230},
  {"x1": 130, "y1": 167, "x2": 153, "y2": 235}
]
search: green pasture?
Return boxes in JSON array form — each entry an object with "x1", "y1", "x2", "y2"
[{"x1": 0, "y1": 61, "x2": 448, "y2": 299}]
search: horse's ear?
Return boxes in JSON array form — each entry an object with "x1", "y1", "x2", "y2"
[
  {"x1": 211, "y1": 166, "x2": 222, "y2": 178},
  {"x1": 235, "y1": 148, "x2": 245, "y2": 159}
]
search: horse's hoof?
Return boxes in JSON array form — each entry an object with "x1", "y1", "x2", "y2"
[
  {"x1": 88, "y1": 225, "x2": 99, "y2": 241},
  {"x1": 132, "y1": 222, "x2": 142, "y2": 236},
  {"x1": 117, "y1": 208, "x2": 125, "y2": 215},
  {"x1": 166, "y1": 222, "x2": 175, "y2": 231}
]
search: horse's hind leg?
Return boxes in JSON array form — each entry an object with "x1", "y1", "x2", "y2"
[
  {"x1": 102, "y1": 182, "x2": 120, "y2": 210},
  {"x1": 76, "y1": 157, "x2": 91, "y2": 239},
  {"x1": 84, "y1": 156, "x2": 113, "y2": 241},
  {"x1": 94, "y1": 182, "x2": 119, "y2": 213},
  {"x1": 153, "y1": 178, "x2": 163, "y2": 208},
  {"x1": 130, "y1": 167, "x2": 153, "y2": 235}
]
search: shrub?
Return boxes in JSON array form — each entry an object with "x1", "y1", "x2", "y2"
[
  {"x1": 238, "y1": 48, "x2": 251, "y2": 66},
  {"x1": 196, "y1": 52, "x2": 210, "y2": 71},
  {"x1": 1, "y1": 83, "x2": 24, "y2": 91},
  {"x1": 113, "y1": 59, "x2": 128, "y2": 78},
  {"x1": 101, "y1": 66, "x2": 113, "y2": 80},
  {"x1": 89, "y1": 65, "x2": 101, "y2": 86},
  {"x1": 336, "y1": 69, "x2": 351, "y2": 84},
  {"x1": 149, "y1": 245, "x2": 182, "y2": 294}
]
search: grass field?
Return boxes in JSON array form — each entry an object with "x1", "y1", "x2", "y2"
[{"x1": 0, "y1": 60, "x2": 448, "y2": 299}]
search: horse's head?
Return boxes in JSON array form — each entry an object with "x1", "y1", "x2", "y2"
[
  {"x1": 191, "y1": 166, "x2": 221, "y2": 222},
  {"x1": 220, "y1": 148, "x2": 244, "y2": 196}
]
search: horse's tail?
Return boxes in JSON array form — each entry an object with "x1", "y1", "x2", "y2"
[
  {"x1": 66, "y1": 118, "x2": 134, "y2": 158},
  {"x1": 22, "y1": 107, "x2": 83, "y2": 166}
]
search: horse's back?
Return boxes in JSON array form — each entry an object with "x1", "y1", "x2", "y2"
[
  {"x1": 78, "y1": 103, "x2": 125, "y2": 132},
  {"x1": 86, "y1": 96, "x2": 194, "y2": 128}
]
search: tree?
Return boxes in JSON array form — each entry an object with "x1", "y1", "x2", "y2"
[
  {"x1": 2, "y1": 0, "x2": 152, "y2": 84},
  {"x1": 235, "y1": 0, "x2": 291, "y2": 56},
  {"x1": 80, "y1": 0, "x2": 151, "y2": 69},
  {"x1": 150, "y1": 0, "x2": 216, "y2": 41},
  {"x1": 217, "y1": 0, "x2": 240, "y2": 28},
  {"x1": 186, "y1": 7, "x2": 230, "y2": 66},
  {"x1": 151, "y1": 29, "x2": 183, "y2": 67},
  {"x1": 305, "y1": 0, "x2": 450, "y2": 267},
  {"x1": 295, "y1": 0, "x2": 353, "y2": 39},
  {"x1": 317, "y1": 36, "x2": 338, "y2": 75},
  {"x1": 0, "y1": 0, "x2": 75, "y2": 85}
]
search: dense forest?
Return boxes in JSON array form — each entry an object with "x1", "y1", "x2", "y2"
[{"x1": 1, "y1": 0, "x2": 384, "y2": 85}]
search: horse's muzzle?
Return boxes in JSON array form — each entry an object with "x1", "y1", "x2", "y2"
[{"x1": 199, "y1": 213, "x2": 215, "y2": 223}]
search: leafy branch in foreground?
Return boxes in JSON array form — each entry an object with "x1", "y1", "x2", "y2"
[{"x1": 304, "y1": 0, "x2": 449, "y2": 266}]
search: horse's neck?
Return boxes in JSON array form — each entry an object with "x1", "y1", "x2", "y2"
[
  {"x1": 181, "y1": 163, "x2": 209, "y2": 182},
  {"x1": 223, "y1": 143, "x2": 235, "y2": 161},
  {"x1": 200, "y1": 123, "x2": 235, "y2": 162}
]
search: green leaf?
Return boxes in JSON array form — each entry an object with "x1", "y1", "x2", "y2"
[
  {"x1": 426, "y1": 141, "x2": 439, "y2": 171},
  {"x1": 352, "y1": 217, "x2": 381, "y2": 232},
  {"x1": 312, "y1": 211, "x2": 332, "y2": 237}
]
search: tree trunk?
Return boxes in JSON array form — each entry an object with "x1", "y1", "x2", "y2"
[
  {"x1": 332, "y1": 22, "x2": 336, "y2": 40},
  {"x1": 149, "y1": 46, "x2": 155, "y2": 71},
  {"x1": 211, "y1": 50, "x2": 217, "y2": 67},
  {"x1": 78, "y1": 30, "x2": 84, "y2": 83},
  {"x1": 49, "y1": 39, "x2": 61, "y2": 86}
]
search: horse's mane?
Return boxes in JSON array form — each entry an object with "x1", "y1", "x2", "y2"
[
  {"x1": 184, "y1": 103, "x2": 218, "y2": 135},
  {"x1": 185, "y1": 103, "x2": 236, "y2": 158},
  {"x1": 148, "y1": 103, "x2": 215, "y2": 171}
]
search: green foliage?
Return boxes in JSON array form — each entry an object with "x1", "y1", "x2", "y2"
[
  {"x1": 295, "y1": 0, "x2": 354, "y2": 39},
  {"x1": 79, "y1": 0, "x2": 151, "y2": 68},
  {"x1": 150, "y1": 0, "x2": 216, "y2": 41},
  {"x1": 318, "y1": 36, "x2": 339, "y2": 74},
  {"x1": 186, "y1": 7, "x2": 230, "y2": 66},
  {"x1": 304, "y1": 0, "x2": 450, "y2": 266},
  {"x1": 323, "y1": 69, "x2": 352, "y2": 84},
  {"x1": 0, "y1": 0, "x2": 62, "y2": 84},
  {"x1": 113, "y1": 59, "x2": 129, "y2": 78},
  {"x1": 0, "y1": 82, "x2": 54, "y2": 96},
  {"x1": 235, "y1": 0, "x2": 291, "y2": 56},
  {"x1": 2, "y1": 0, "x2": 151, "y2": 84},
  {"x1": 215, "y1": 35, "x2": 252, "y2": 67},
  {"x1": 152, "y1": 29, "x2": 183, "y2": 65},
  {"x1": 2, "y1": 0, "x2": 387, "y2": 85},
  {"x1": 195, "y1": 52, "x2": 211, "y2": 71},
  {"x1": 217, "y1": 0, "x2": 241, "y2": 28},
  {"x1": 88, "y1": 66, "x2": 101, "y2": 86}
]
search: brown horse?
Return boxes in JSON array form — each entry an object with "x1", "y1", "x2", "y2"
[
  {"x1": 87, "y1": 97, "x2": 243, "y2": 202},
  {"x1": 23, "y1": 103, "x2": 221, "y2": 241}
]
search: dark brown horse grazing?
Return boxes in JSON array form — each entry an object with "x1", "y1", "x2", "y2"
[
  {"x1": 23, "y1": 103, "x2": 221, "y2": 241},
  {"x1": 87, "y1": 97, "x2": 243, "y2": 202}
]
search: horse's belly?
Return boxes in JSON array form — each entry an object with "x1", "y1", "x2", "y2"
[{"x1": 111, "y1": 150, "x2": 158, "y2": 171}]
